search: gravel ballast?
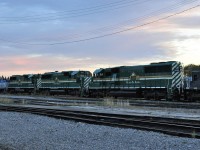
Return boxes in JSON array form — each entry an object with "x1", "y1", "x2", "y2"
[{"x1": 0, "y1": 112, "x2": 200, "y2": 150}]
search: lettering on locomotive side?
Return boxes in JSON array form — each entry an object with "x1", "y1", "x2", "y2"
[{"x1": 126, "y1": 81, "x2": 141, "y2": 84}]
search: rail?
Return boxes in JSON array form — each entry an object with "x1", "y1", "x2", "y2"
[{"x1": 0, "y1": 104, "x2": 200, "y2": 139}]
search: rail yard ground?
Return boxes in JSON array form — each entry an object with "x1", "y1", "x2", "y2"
[
  {"x1": 0, "y1": 95, "x2": 200, "y2": 150},
  {"x1": 1, "y1": 112, "x2": 200, "y2": 150}
]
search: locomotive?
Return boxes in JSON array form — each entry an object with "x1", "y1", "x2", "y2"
[
  {"x1": 4, "y1": 61, "x2": 200, "y2": 101},
  {"x1": 89, "y1": 61, "x2": 184, "y2": 100},
  {"x1": 8, "y1": 70, "x2": 92, "y2": 96},
  {"x1": 8, "y1": 74, "x2": 38, "y2": 93}
]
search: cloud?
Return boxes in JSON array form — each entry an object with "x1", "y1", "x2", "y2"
[
  {"x1": 0, "y1": 55, "x2": 93, "y2": 76},
  {"x1": 172, "y1": 16, "x2": 200, "y2": 28},
  {"x1": 0, "y1": 29, "x2": 180, "y2": 77},
  {"x1": 0, "y1": 0, "x2": 200, "y2": 76},
  {"x1": 139, "y1": 8, "x2": 200, "y2": 65}
]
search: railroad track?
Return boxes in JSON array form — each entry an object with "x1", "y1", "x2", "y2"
[
  {"x1": 1, "y1": 95, "x2": 200, "y2": 109},
  {"x1": 0, "y1": 104, "x2": 200, "y2": 139}
]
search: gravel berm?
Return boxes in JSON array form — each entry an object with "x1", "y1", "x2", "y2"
[{"x1": 0, "y1": 112, "x2": 200, "y2": 150}]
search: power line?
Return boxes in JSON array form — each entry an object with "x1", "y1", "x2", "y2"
[
  {"x1": 45, "y1": 5, "x2": 200, "y2": 45},
  {"x1": 3, "y1": 0, "x2": 195, "y2": 42},
  {"x1": 0, "y1": 0, "x2": 152, "y2": 23},
  {"x1": 0, "y1": 3, "x2": 199, "y2": 45},
  {"x1": 49, "y1": 0, "x2": 198, "y2": 41},
  {"x1": 0, "y1": 0, "x2": 137, "y2": 18}
]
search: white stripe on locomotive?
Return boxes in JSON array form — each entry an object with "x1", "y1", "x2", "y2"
[{"x1": 171, "y1": 62, "x2": 183, "y2": 89}]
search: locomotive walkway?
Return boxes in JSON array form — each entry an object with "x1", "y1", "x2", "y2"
[{"x1": 0, "y1": 104, "x2": 200, "y2": 139}]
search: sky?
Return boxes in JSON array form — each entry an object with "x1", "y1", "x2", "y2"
[{"x1": 0, "y1": 0, "x2": 200, "y2": 77}]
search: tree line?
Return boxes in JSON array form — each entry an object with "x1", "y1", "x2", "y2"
[
  {"x1": 184, "y1": 64, "x2": 200, "y2": 76},
  {"x1": 0, "y1": 76, "x2": 9, "y2": 80}
]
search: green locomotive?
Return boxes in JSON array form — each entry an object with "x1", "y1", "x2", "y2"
[
  {"x1": 7, "y1": 61, "x2": 184, "y2": 100},
  {"x1": 8, "y1": 70, "x2": 92, "y2": 96},
  {"x1": 38, "y1": 70, "x2": 91, "y2": 95},
  {"x1": 8, "y1": 74, "x2": 39, "y2": 94},
  {"x1": 89, "y1": 61, "x2": 184, "y2": 100}
]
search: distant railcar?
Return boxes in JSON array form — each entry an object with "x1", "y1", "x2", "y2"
[
  {"x1": 0, "y1": 79, "x2": 8, "y2": 92},
  {"x1": 89, "y1": 61, "x2": 183, "y2": 100},
  {"x1": 185, "y1": 71, "x2": 200, "y2": 101}
]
